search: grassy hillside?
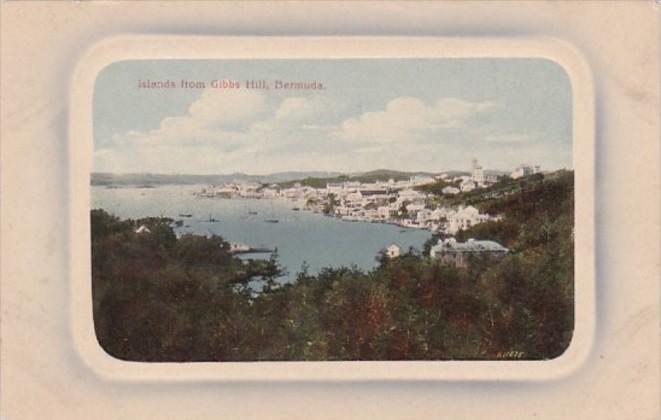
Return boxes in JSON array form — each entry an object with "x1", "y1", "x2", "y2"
[{"x1": 277, "y1": 169, "x2": 438, "y2": 188}]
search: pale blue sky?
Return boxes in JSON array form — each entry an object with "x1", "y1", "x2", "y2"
[{"x1": 93, "y1": 59, "x2": 572, "y2": 174}]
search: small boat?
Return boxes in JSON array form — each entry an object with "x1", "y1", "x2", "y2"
[
  {"x1": 248, "y1": 211, "x2": 258, "y2": 215},
  {"x1": 292, "y1": 207, "x2": 300, "y2": 211},
  {"x1": 246, "y1": 247, "x2": 274, "y2": 253},
  {"x1": 264, "y1": 219, "x2": 279, "y2": 223},
  {"x1": 229, "y1": 242, "x2": 274, "y2": 254},
  {"x1": 178, "y1": 213, "x2": 193, "y2": 217}
]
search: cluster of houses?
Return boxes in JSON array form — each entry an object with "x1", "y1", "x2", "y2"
[
  {"x1": 192, "y1": 160, "x2": 540, "y2": 268},
  {"x1": 385, "y1": 237, "x2": 509, "y2": 269},
  {"x1": 429, "y1": 237, "x2": 509, "y2": 268},
  {"x1": 440, "y1": 159, "x2": 500, "y2": 194},
  {"x1": 196, "y1": 178, "x2": 500, "y2": 236},
  {"x1": 441, "y1": 161, "x2": 542, "y2": 193},
  {"x1": 194, "y1": 159, "x2": 531, "y2": 237},
  {"x1": 510, "y1": 164, "x2": 542, "y2": 179}
]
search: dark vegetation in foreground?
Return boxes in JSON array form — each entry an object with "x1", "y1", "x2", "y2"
[{"x1": 92, "y1": 171, "x2": 574, "y2": 361}]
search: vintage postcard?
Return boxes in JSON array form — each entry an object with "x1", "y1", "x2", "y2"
[
  {"x1": 3, "y1": 2, "x2": 659, "y2": 420},
  {"x1": 91, "y1": 58, "x2": 575, "y2": 362}
]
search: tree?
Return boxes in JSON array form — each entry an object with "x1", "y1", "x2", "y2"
[
  {"x1": 323, "y1": 193, "x2": 338, "y2": 215},
  {"x1": 91, "y1": 171, "x2": 574, "y2": 361},
  {"x1": 261, "y1": 248, "x2": 285, "y2": 292}
]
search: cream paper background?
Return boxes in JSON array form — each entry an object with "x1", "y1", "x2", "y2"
[
  {"x1": 1, "y1": 1, "x2": 659, "y2": 419},
  {"x1": 68, "y1": 36, "x2": 595, "y2": 383}
]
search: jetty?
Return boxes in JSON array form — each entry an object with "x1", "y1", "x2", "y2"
[{"x1": 228, "y1": 242, "x2": 274, "y2": 254}]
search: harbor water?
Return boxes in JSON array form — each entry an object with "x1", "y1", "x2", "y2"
[{"x1": 92, "y1": 185, "x2": 431, "y2": 282}]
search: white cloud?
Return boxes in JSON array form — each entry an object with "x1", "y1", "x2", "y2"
[
  {"x1": 97, "y1": 93, "x2": 526, "y2": 174},
  {"x1": 483, "y1": 133, "x2": 533, "y2": 143},
  {"x1": 338, "y1": 97, "x2": 497, "y2": 143},
  {"x1": 100, "y1": 89, "x2": 346, "y2": 173},
  {"x1": 188, "y1": 88, "x2": 266, "y2": 127},
  {"x1": 274, "y1": 96, "x2": 330, "y2": 123},
  {"x1": 301, "y1": 124, "x2": 337, "y2": 131},
  {"x1": 110, "y1": 88, "x2": 269, "y2": 149}
]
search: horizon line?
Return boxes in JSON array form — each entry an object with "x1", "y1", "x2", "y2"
[{"x1": 92, "y1": 166, "x2": 571, "y2": 178}]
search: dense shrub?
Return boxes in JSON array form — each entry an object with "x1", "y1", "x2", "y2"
[{"x1": 92, "y1": 171, "x2": 574, "y2": 361}]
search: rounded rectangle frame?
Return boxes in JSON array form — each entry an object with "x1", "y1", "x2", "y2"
[{"x1": 70, "y1": 36, "x2": 595, "y2": 382}]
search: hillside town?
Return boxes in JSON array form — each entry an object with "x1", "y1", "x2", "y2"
[{"x1": 194, "y1": 161, "x2": 542, "y2": 241}]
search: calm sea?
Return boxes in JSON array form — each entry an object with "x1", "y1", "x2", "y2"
[{"x1": 92, "y1": 185, "x2": 431, "y2": 282}]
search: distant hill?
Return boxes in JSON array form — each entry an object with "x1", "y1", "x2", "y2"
[
  {"x1": 91, "y1": 172, "x2": 343, "y2": 186},
  {"x1": 263, "y1": 171, "x2": 345, "y2": 182},
  {"x1": 277, "y1": 169, "x2": 445, "y2": 188},
  {"x1": 440, "y1": 170, "x2": 471, "y2": 177},
  {"x1": 484, "y1": 169, "x2": 509, "y2": 176},
  {"x1": 348, "y1": 169, "x2": 438, "y2": 182},
  {"x1": 92, "y1": 168, "x2": 512, "y2": 187}
]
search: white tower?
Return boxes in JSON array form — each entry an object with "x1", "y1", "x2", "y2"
[{"x1": 472, "y1": 158, "x2": 484, "y2": 184}]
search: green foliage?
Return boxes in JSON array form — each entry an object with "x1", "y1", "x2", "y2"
[
  {"x1": 425, "y1": 173, "x2": 551, "y2": 210},
  {"x1": 323, "y1": 193, "x2": 338, "y2": 215},
  {"x1": 92, "y1": 171, "x2": 574, "y2": 361},
  {"x1": 414, "y1": 179, "x2": 452, "y2": 195},
  {"x1": 395, "y1": 200, "x2": 411, "y2": 219},
  {"x1": 277, "y1": 170, "x2": 432, "y2": 189},
  {"x1": 278, "y1": 176, "x2": 350, "y2": 189}
]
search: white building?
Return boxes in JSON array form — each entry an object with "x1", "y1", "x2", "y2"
[
  {"x1": 446, "y1": 205, "x2": 492, "y2": 234},
  {"x1": 410, "y1": 175, "x2": 436, "y2": 186},
  {"x1": 398, "y1": 189, "x2": 426, "y2": 202},
  {"x1": 386, "y1": 244, "x2": 401, "y2": 258},
  {"x1": 472, "y1": 159, "x2": 485, "y2": 185},
  {"x1": 460, "y1": 179, "x2": 477, "y2": 192},
  {"x1": 430, "y1": 237, "x2": 508, "y2": 268},
  {"x1": 406, "y1": 203, "x2": 426, "y2": 213},
  {"x1": 377, "y1": 206, "x2": 393, "y2": 219},
  {"x1": 135, "y1": 224, "x2": 151, "y2": 234},
  {"x1": 511, "y1": 164, "x2": 541, "y2": 179},
  {"x1": 326, "y1": 182, "x2": 344, "y2": 194},
  {"x1": 215, "y1": 185, "x2": 239, "y2": 195},
  {"x1": 229, "y1": 242, "x2": 250, "y2": 253},
  {"x1": 486, "y1": 174, "x2": 499, "y2": 184},
  {"x1": 431, "y1": 208, "x2": 451, "y2": 220},
  {"x1": 416, "y1": 209, "x2": 433, "y2": 224},
  {"x1": 261, "y1": 188, "x2": 279, "y2": 198},
  {"x1": 510, "y1": 166, "x2": 531, "y2": 179},
  {"x1": 345, "y1": 191, "x2": 363, "y2": 204},
  {"x1": 442, "y1": 186, "x2": 460, "y2": 195}
]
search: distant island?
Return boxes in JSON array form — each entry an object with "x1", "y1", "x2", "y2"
[{"x1": 91, "y1": 168, "x2": 511, "y2": 187}]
